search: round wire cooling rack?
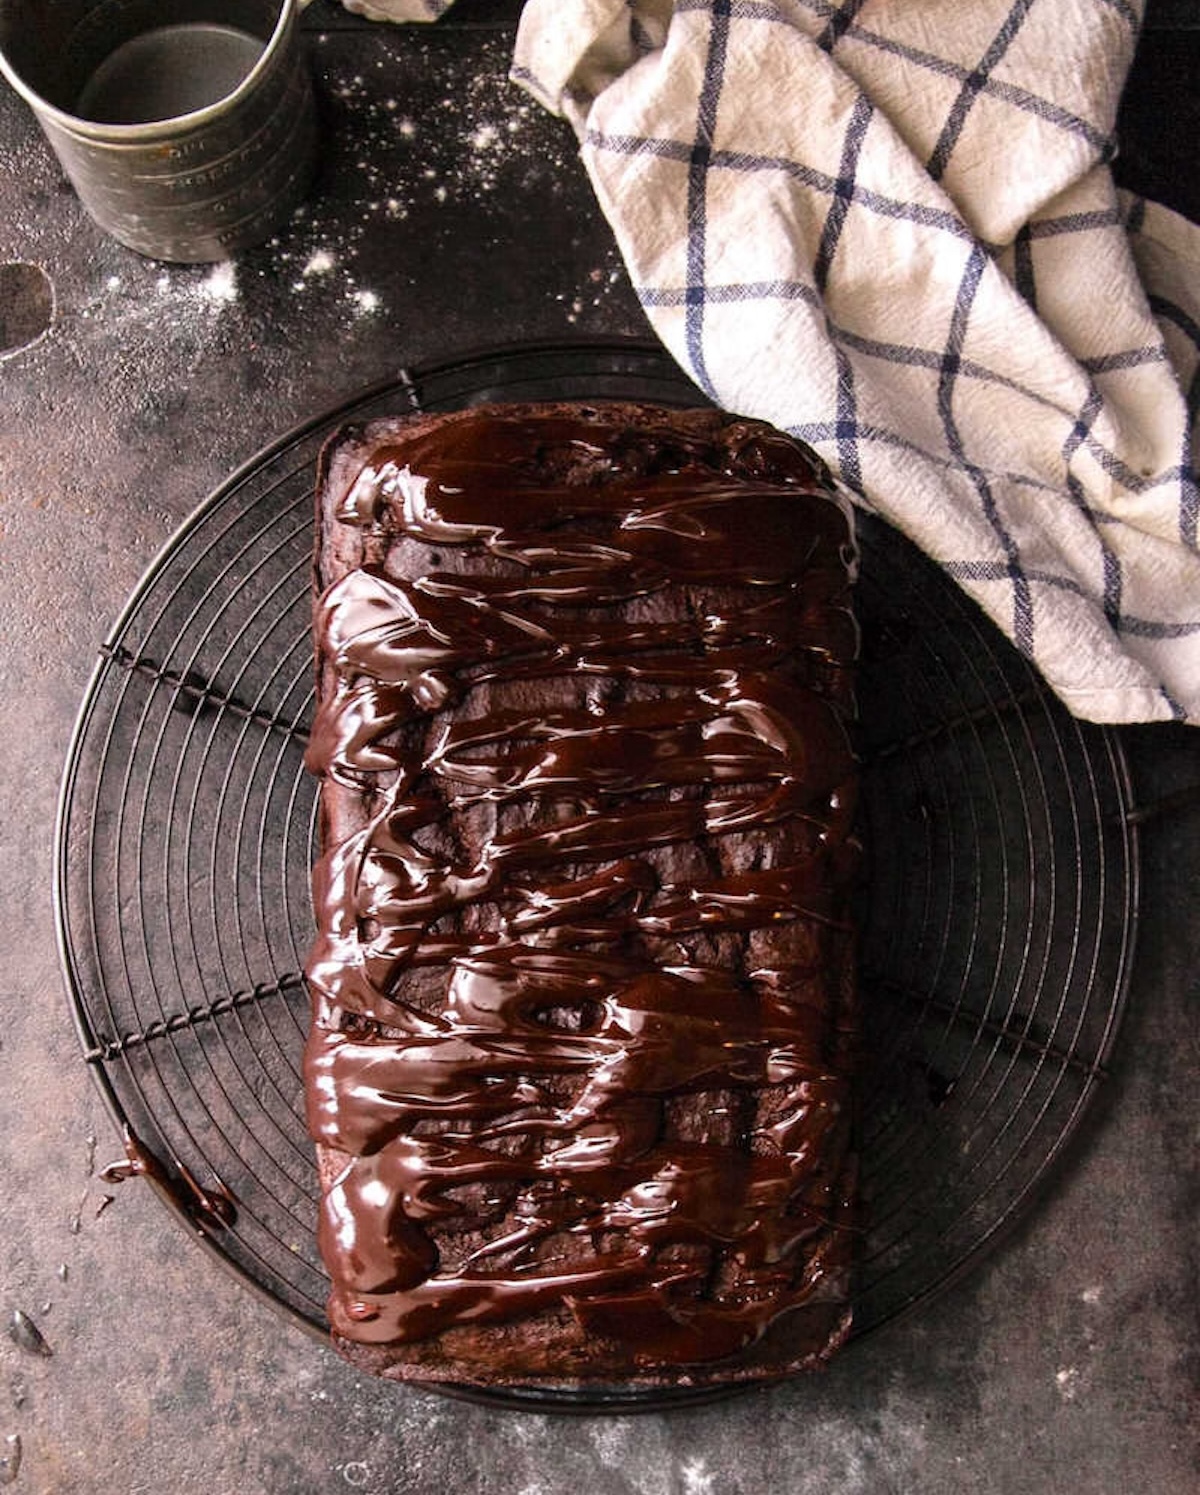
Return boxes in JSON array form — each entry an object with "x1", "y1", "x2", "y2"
[{"x1": 55, "y1": 338, "x2": 1139, "y2": 1412}]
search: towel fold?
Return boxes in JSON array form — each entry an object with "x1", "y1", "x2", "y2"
[{"x1": 319, "y1": 0, "x2": 1200, "y2": 725}]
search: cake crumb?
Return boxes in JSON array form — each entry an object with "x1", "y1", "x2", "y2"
[{"x1": 0, "y1": 1433, "x2": 21, "y2": 1487}]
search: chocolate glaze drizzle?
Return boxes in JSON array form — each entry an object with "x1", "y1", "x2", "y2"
[{"x1": 304, "y1": 407, "x2": 859, "y2": 1377}]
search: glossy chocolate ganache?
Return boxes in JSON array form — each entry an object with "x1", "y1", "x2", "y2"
[{"x1": 303, "y1": 404, "x2": 860, "y2": 1385}]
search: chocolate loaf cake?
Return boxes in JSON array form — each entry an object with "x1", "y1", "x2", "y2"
[{"x1": 303, "y1": 401, "x2": 860, "y2": 1387}]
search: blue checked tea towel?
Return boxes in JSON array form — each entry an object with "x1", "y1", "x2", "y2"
[{"x1": 321, "y1": 0, "x2": 1200, "y2": 726}]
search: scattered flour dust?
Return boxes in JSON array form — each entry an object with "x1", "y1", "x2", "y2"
[
  {"x1": 321, "y1": 34, "x2": 575, "y2": 215},
  {"x1": 303, "y1": 250, "x2": 337, "y2": 277},
  {"x1": 587, "y1": 1420, "x2": 675, "y2": 1495},
  {"x1": 469, "y1": 122, "x2": 500, "y2": 152},
  {"x1": 150, "y1": 261, "x2": 237, "y2": 306},
  {"x1": 681, "y1": 1458, "x2": 718, "y2": 1495},
  {"x1": 265, "y1": 41, "x2": 577, "y2": 324},
  {"x1": 201, "y1": 261, "x2": 238, "y2": 303}
]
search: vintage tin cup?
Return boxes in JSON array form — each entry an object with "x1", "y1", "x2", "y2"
[{"x1": 0, "y1": 0, "x2": 317, "y2": 262}]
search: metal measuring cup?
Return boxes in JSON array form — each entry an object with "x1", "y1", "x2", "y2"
[{"x1": 0, "y1": 0, "x2": 317, "y2": 262}]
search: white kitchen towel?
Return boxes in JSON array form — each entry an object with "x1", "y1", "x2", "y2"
[
  {"x1": 309, "y1": 0, "x2": 456, "y2": 19},
  {"x1": 322, "y1": 0, "x2": 1200, "y2": 725}
]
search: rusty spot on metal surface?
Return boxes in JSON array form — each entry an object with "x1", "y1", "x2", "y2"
[{"x1": 0, "y1": 263, "x2": 53, "y2": 357}]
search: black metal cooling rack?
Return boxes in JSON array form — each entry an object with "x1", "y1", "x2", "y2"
[{"x1": 54, "y1": 338, "x2": 1139, "y2": 1411}]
